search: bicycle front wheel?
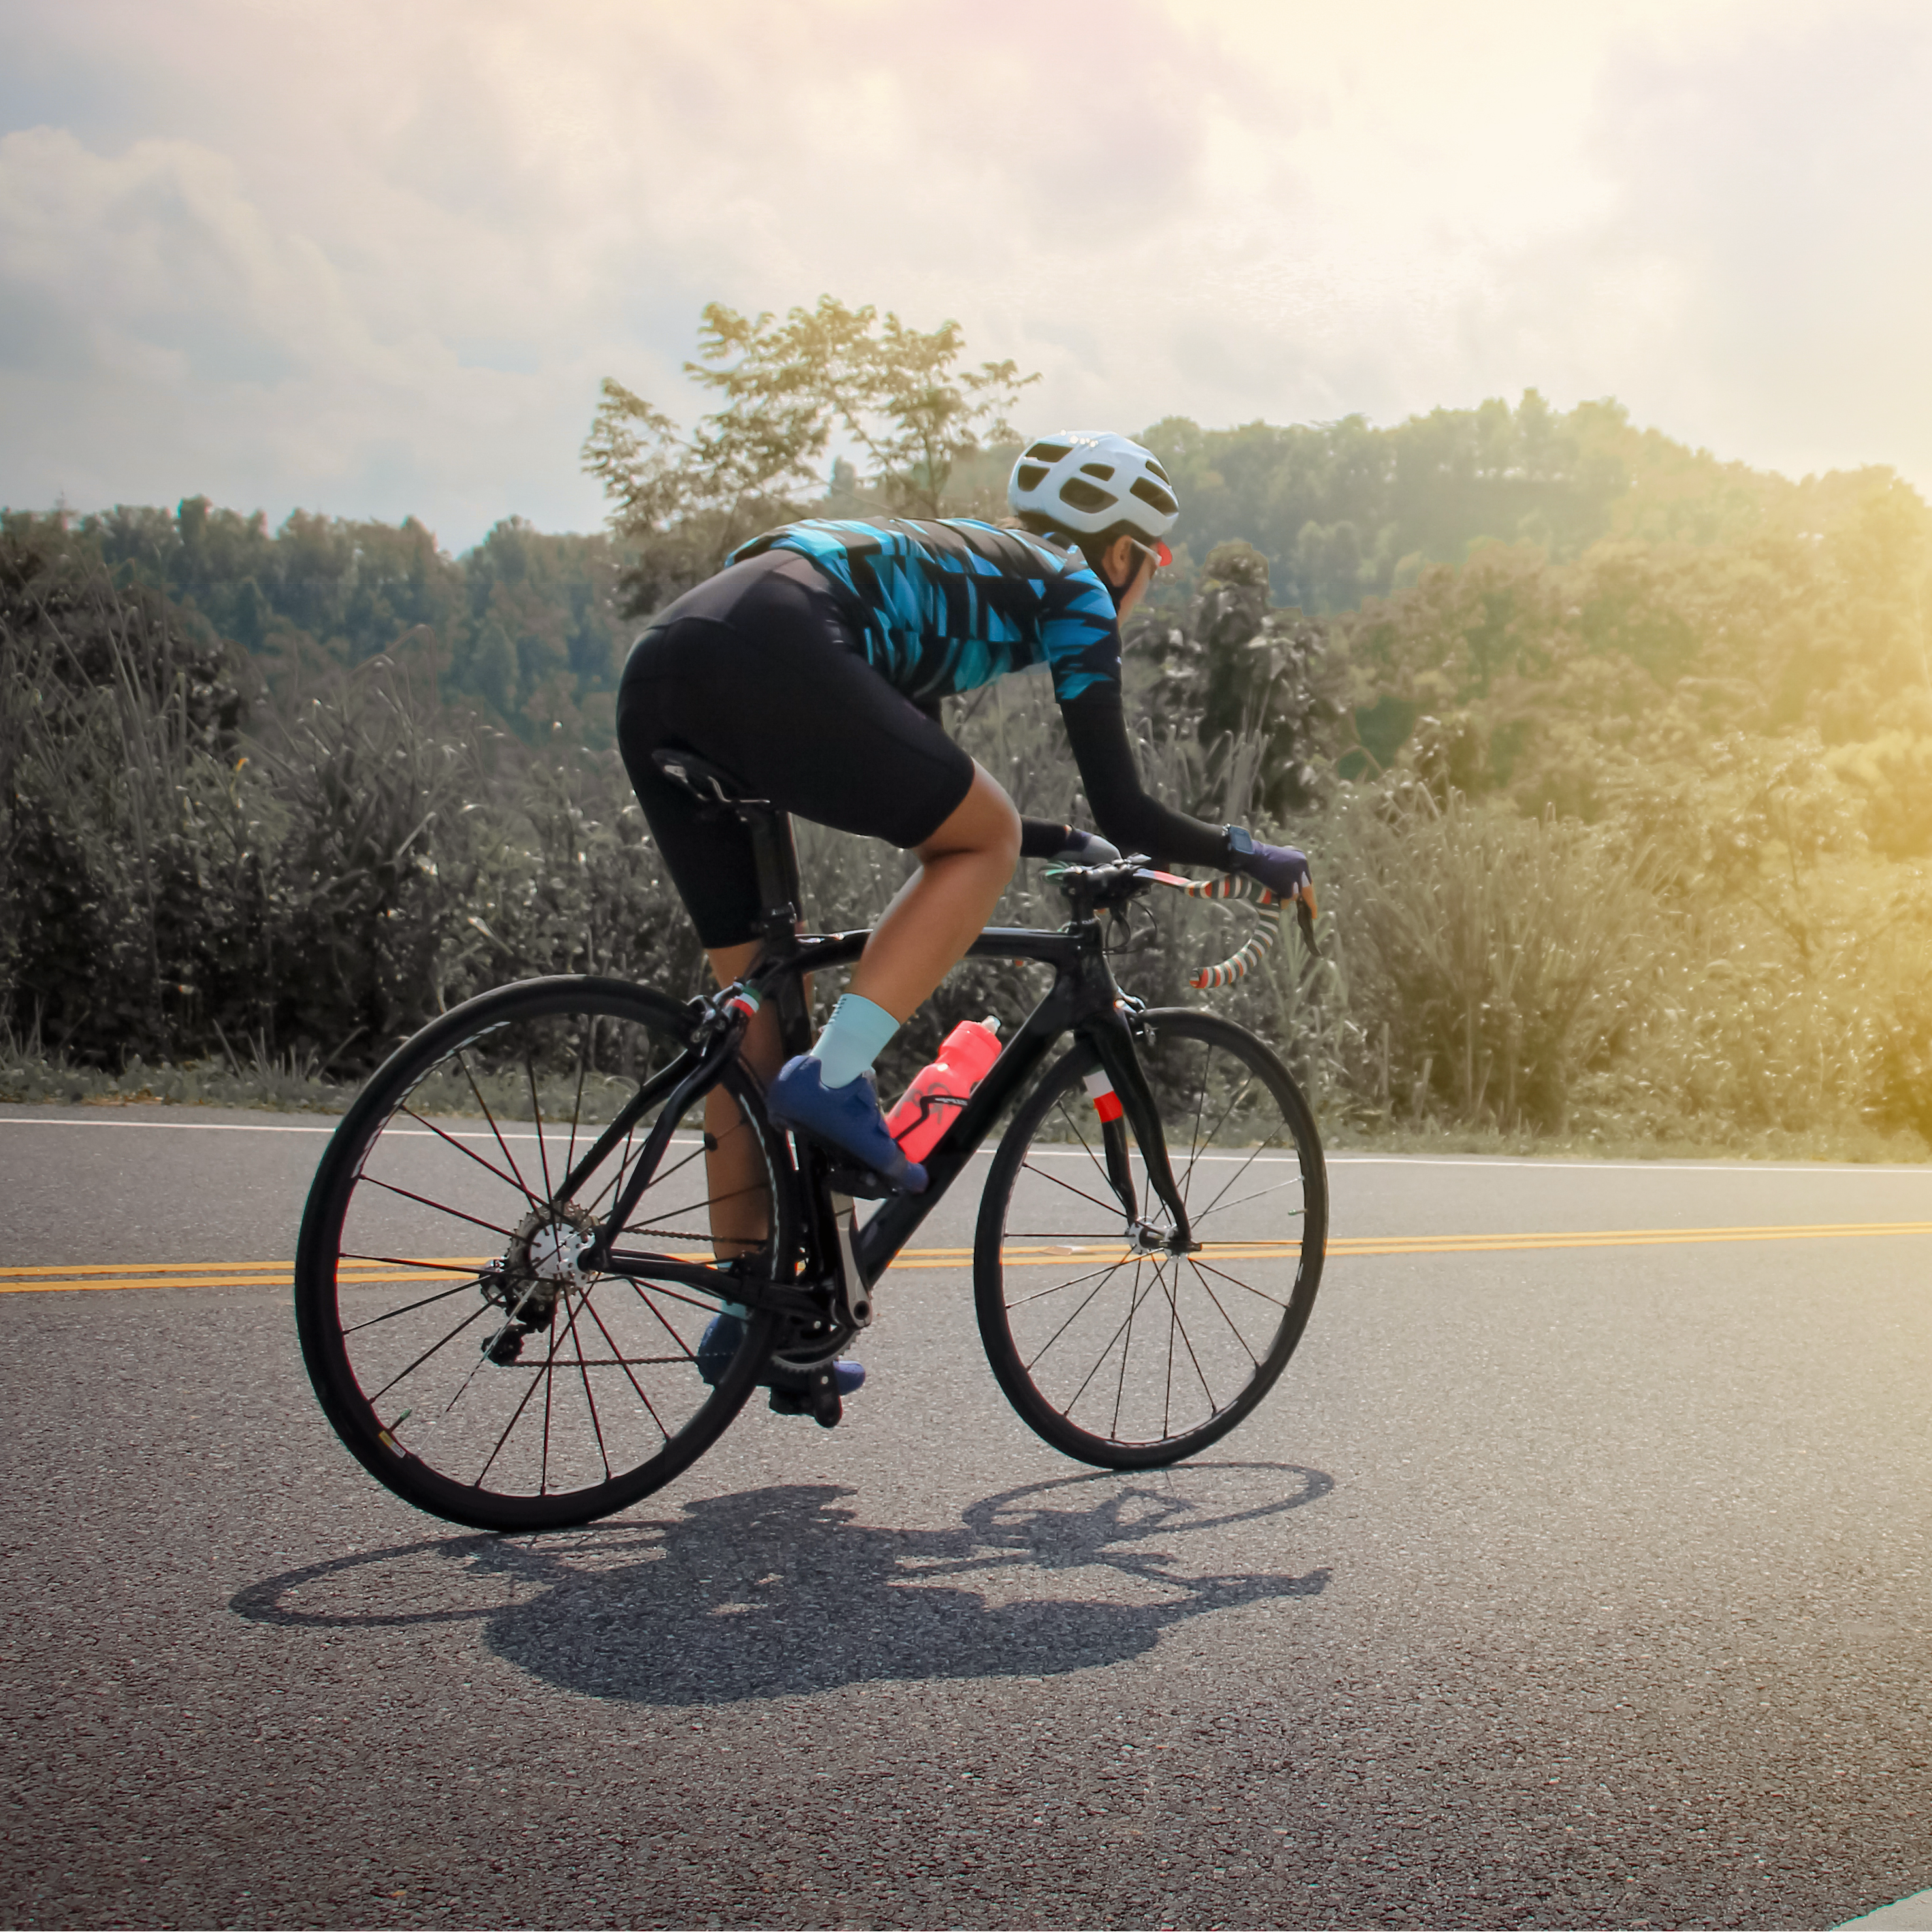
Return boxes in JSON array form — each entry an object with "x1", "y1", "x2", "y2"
[
  {"x1": 974, "y1": 1010, "x2": 1326, "y2": 1468},
  {"x1": 295, "y1": 976, "x2": 792, "y2": 1532}
]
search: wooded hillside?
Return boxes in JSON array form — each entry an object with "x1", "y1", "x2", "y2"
[{"x1": 5, "y1": 384, "x2": 1927, "y2": 1153}]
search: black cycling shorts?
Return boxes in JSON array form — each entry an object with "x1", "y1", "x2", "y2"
[{"x1": 616, "y1": 551, "x2": 976, "y2": 947}]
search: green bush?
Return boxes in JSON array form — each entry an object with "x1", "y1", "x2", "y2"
[{"x1": 5, "y1": 518, "x2": 1929, "y2": 1159}]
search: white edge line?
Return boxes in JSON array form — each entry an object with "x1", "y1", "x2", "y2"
[
  {"x1": 1, "y1": 1116, "x2": 1927, "y2": 1178},
  {"x1": 1325, "y1": 1153, "x2": 1932, "y2": 1176}
]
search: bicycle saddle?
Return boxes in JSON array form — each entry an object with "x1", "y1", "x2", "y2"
[{"x1": 649, "y1": 747, "x2": 769, "y2": 810}]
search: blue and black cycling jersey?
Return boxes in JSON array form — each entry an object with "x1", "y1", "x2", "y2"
[
  {"x1": 730, "y1": 517, "x2": 1122, "y2": 705},
  {"x1": 627, "y1": 511, "x2": 1232, "y2": 880}
]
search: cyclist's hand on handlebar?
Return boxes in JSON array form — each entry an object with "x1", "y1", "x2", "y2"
[
  {"x1": 1236, "y1": 839, "x2": 1317, "y2": 912},
  {"x1": 1053, "y1": 826, "x2": 1123, "y2": 865}
]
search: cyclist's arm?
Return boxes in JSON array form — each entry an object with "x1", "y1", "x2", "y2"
[
  {"x1": 1056, "y1": 686, "x2": 1230, "y2": 870},
  {"x1": 1019, "y1": 817, "x2": 1082, "y2": 858}
]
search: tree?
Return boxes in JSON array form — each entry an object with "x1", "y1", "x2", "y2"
[{"x1": 583, "y1": 297, "x2": 1038, "y2": 615}]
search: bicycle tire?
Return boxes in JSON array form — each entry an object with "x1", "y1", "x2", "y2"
[
  {"x1": 295, "y1": 976, "x2": 792, "y2": 1532},
  {"x1": 974, "y1": 1009, "x2": 1326, "y2": 1468}
]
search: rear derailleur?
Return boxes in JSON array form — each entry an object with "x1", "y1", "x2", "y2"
[{"x1": 477, "y1": 1202, "x2": 597, "y2": 1364}]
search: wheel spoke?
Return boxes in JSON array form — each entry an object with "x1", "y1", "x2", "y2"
[
  {"x1": 539, "y1": 1321, "x2": 558, "y2": 1495},
  {"x1": 1195, "y1": 1176, "x2": 1306, "y2": 1223},
  {"x1": 1160, "y1": 1262, "x2": 1221, "y2": 1413},
  {"x1": 453, "y1": 1048, "x2": 540, "y2": 1211},
  {"x1": 396, "y1": 1105, "x2": 534, "y2": 1197},
  {"x1": 1191, "y1": 1136, "x2": 1278, "y2": 1224},
  {"x1": 1018, "y1": 1155, "x2": 1123, "y2": 1220},
  {"x1": 1049, "y1": 1095, "x2": 1114, "y2": 1193},
  {"x1": 626, "y1": 1277, "x2": 714, "y2": 1361},
  {"x1": 340, "y1": 1276, "x2": 485, "y2": 1334},
  {"x1": 366, "y1": 1296, "x2": 494, "y2": 1406},
  {"x1": 1000, "y1": 1257, "x2": 1134, "y2": 1310},
  {"x1": 341, "y1": 1252, "x2": 492, "y2": 1276},
  {"x1": 1184, "y1": 1257, "x2": 1264, "y2": 1366},
  {"x1": 578, "y1": 1290, "x2": 674, "y2": 1445},
  {"x1": 1022, "y1": 1253, "x2": 1138, "y2": 1374},
  {"x1": 474, "y1": 1332, "x2": 562, "y2": 1489},
  {"x1": 1182, "y1": 1037, "x2": 1211, "y2": 1208},
  {"x1": 564, "y1": 1023, "x2": 592, "y2": 1182},
  {"x1": 355, "y1": 1173, "x2": 517, "y2": 1240},
  {"x1": 1110, "y1": 1258, "x2": 1140, "y2": 1441},
  {"x1": 1187, "y1": 1253, "x2": 1296, "y2": 1310},
  {"x1": 1060, "y1": 1261, "x2": 1164, "y2": 1426}
]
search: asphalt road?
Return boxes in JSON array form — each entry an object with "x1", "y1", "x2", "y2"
[{"x1": 3, "y1": 1101, "x2": 1930, "y2": 1929}]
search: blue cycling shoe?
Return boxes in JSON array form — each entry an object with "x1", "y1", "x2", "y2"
[
  {"x1": 697, "y1": 1312, "x2": 865, "y2": 1409},
  {"x1": 695, "y1": 1311, "x2": 747, "y2": 1387},
  {"x1": 765, "y1": 1056, "x2": 929, "y2": 1196}
]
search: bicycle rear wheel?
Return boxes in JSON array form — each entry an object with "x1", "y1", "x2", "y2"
[
  {"x1": 974, "y1": 1010, "x2": 1325, "y2": 1468},
  {"x1": 295, "y1": 976, "x2": 792, "y2": 1532}
]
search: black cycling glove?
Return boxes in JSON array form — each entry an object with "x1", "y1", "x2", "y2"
[
  {"x1": 1020, "y1": 820, "x2": 1124, "y2": 864},
  {"x1": 1055, "y1": 826, "x2": 1123, "y2": 865},
  {"x1": 1225, "y1": 826, "x2": 1316, "y2": 907}
]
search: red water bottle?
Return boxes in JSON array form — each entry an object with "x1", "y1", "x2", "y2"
[{"x1": 886, "y1": 1016, "x2": 1003, "y2": 1162}]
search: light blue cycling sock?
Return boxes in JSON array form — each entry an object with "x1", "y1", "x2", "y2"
[{"x1": 809, "y1": 993, "x2": 901, "y2": 1089}]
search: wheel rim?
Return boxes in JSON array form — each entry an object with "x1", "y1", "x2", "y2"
[
  {"x1": 308, "y1": 988, "x2": 784, "y2": 1517},
  {"x1": 987, "y1": 1016, "x2": 1321, "y2": 1457}
]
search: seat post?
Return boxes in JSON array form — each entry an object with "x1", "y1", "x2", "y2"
[
  {"x1": 743, "y1": 804, "x2": 813, "y2": 1055},
  {"x1": 743, "y1": 804, "x2": 801, "y2": 946}
]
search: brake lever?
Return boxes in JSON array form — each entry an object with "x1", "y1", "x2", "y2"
[{"x1": 1297, "y1": 899, "x2": 1321, "y2": 958}]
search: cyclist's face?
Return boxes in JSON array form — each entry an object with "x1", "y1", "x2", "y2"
[{"x1": 1102, "y1": 535, "x2": 1163, "y2": 620}]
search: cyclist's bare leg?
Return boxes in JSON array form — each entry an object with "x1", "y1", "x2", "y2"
[
  {"x1": 700, "y1": 939, "x2": 784, "y2": 1261},
  {"x1": 848, "y1": 764, "x2": 1020, "y2": 1022},
  {"x1": 698, "y1": 765, "x2": 1015, "y2": 1250}
]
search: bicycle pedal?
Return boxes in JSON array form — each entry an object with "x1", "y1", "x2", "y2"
[
  {"x1": 805, "y1": 1364, "x2": 843, "y2": 1428},
  {"x1": 821, "y1": 1161, "x2": 893, "y2": 1200}
]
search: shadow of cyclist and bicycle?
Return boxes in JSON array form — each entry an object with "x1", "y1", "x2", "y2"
[{"x1": 231, "y1": 1462, "x2": 1332, "y2": 1704}]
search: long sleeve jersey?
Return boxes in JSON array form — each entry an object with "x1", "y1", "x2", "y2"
[{"x1": 730, "y1": 517, "x2": 1229, "y2": 868}]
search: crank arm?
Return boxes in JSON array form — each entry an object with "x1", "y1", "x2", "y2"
[{"x1": 827, "y1": 1191, "x2": 873, "y2": 1327}]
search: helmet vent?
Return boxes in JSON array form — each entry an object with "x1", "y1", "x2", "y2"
[
  {"x1": 1058, "y1": 477, "x2": 1116, "y2": 513},
  {"x1": 1146, "y1": 458, "x2": 1172, "y2": 485},
  {"x1": 1014, "y1": 462, "x2": 1050, "y2": 491},
  {"x1": 1025, "y1": 441, "x2": 1073, "y2": 463},
  {"x1": 1130, "y1": 477, "x2": 1178, "y2": 517},
  {"x1": 1080, "y1": 462, "x2": 1116, "y2": 480}
]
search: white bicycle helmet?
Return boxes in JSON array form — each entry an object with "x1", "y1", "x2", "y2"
[{"x1": 1008, "y1": 430, "x2": 1179, "y2": 560}]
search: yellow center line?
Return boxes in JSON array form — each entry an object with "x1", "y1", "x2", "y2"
[{"x1": 4, "y1": 1221, "x2": 1931, "y2": 1293}]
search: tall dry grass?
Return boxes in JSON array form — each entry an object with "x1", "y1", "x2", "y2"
[{"x1": 5, "y1": 551, "x2": 1927, "y2": 1153}]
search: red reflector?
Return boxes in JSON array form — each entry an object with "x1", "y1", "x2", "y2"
[{"x1": 1092, "y1": 1090, "x2": 1124, "y2": 1123}]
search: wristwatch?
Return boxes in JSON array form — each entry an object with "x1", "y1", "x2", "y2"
[{"x1": 1223, "y1": 824, "x2": 1257, "y2": 865}]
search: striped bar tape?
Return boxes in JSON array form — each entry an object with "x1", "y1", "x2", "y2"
[{"x1": 1173, "y1": 875, "x2": 1284, "y2": 989}]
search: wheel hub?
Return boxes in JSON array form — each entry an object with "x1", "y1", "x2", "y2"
[{"x1": 1127, "y1": 1219, "x2": 1199, "y2": 1257}]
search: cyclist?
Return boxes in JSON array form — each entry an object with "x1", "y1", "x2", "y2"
[{"x1": 617, "y1": 431, "x2": 1314, "y2": 1394}]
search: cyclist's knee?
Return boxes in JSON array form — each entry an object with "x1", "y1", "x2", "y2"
[{"x1": 921, "y1": 765, "x2": 1019, "y2": 867}]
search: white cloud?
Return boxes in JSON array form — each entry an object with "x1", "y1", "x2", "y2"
[{"x1": 2, "y1": 0, "x2": 1927, "y2": 547}]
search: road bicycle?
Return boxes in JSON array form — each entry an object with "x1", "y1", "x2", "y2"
[{"x1": 294, "y1": 750, "x2": 1328, "y2": 1533}]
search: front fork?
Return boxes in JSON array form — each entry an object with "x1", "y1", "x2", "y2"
[{"x1": 1083, "y1": 1003, "x2": 1195, "y2": 1252}]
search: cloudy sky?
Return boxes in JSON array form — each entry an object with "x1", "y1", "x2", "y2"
[{"x1": 4, "y1": 0, "x2": 1929, "y2": 549}]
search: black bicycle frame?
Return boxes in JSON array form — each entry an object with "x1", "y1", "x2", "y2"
[{"x1": 583, "y1": 788, "x2": 1195, "y2": 1316}]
